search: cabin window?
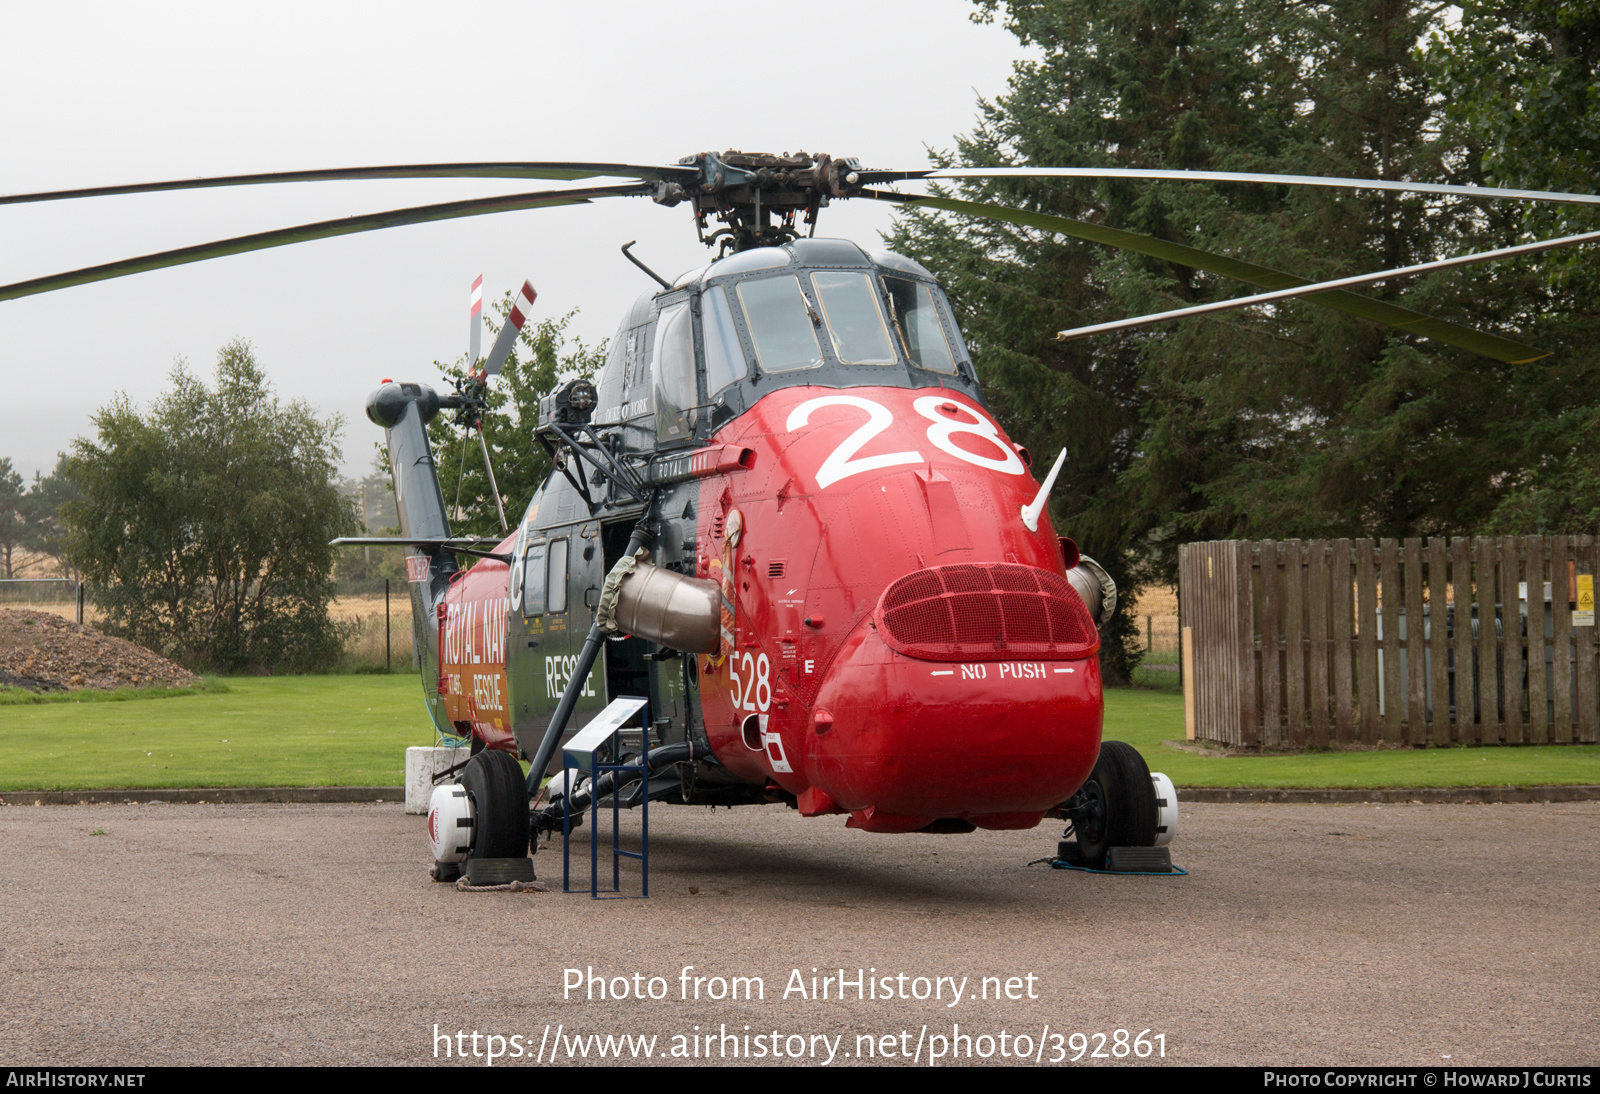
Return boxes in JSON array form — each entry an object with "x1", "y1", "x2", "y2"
[
  {"x1": 653, "y1": 301, "x2": 696, "y2": 442},
  {"x1": 883, "y1": 276, "x2": 957, "y2": 374},
  {"x1": 522, "y1": 542, "x2": 547, "y2": 615},
  {"x1": 702, "y1": 285, "x2": 748, "y2": 396},
  {"x1": 547, "y1": 538, "x2": 569, "y2": 613},
  {"x1": 810, "y1": 271, "x2": 896, "y2": 365},
  {"x1": 736, "y1": 275, "x2": 824, "y2": 373}
]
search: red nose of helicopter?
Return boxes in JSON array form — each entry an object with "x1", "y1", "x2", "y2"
[{"x1": 792, "y1": 562, "x2": 1105, "y2": 833}]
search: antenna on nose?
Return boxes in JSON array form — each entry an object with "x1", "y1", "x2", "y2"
[{"x1": 1021, "y1": 448, "x2": 1068, "y2": 532}]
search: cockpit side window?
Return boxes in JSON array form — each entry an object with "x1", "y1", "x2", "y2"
[
  {"x1": 736, "y1": 275, "x2": 824, "y2": 372},
  {"x1": 547, "y1": 538, "x2": 569, "y2": 613},
  {"x1": 702, "y1": 285, "x2": 749, "y2": 397},
  {"x1": 810, "y1": 272, "x2": 897, "y2": 365},
  {"x1": 883, "y1": 276, "x2": 958, "y2": 374},
  {"x1": 653, "y1": 300, "x2": 697, "y2": 443}
]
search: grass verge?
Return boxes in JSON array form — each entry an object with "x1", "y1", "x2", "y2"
[
  {"x1": 2, "y1": 673, "x2": 1598, "y2": 792},
  {"x1": 0, "y1": 675, "x2": 434, "y2": 791},
  {"x1": 1111, "y1": 672, "x2": 1600, "y2": 788}
]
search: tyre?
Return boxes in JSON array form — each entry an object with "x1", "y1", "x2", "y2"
[
  {"x1": 1073, "y1": 740, "x2": 1157, "y2": 868},
  {"x1": 460, "y1": 749, "x2": 529, "y2": 859}
]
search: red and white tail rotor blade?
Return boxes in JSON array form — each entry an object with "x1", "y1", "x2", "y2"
[
  {"x1": 469, "y1": 274, "x2": 484, "y2": 367},
  {"x1": 479, "y1": 279, "x2": 537, "y2": 378}
]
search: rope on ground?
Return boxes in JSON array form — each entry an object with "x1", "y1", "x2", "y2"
[{"x1": 455, "y1": 875, "x2": 549, "y2": 893}]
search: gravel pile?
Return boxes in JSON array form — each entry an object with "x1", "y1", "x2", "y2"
[{"x1": 0, "y1": 609, "x2": 201, "y2": 692}]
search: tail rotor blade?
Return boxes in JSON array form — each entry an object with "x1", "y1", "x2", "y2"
[
  {"x1": 469, "y1": 275, "x2": 484, "y2": 368},
  {"x1": 479, "y1": 280, "x2": 538, "y2": 378}
]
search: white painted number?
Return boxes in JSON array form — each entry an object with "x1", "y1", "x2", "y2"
[
  {"x1": 912, "y1": 395, "x2": 1026, "y2": 474},
  {"x1": 729, "y1": 652, "x2": 771, "y2": 713},
  {"x1": 786, "y1": 395, "x2": 923, "y2": 488},
  {"x1": 753, "y1": 654, "x2": 772, "y2": 711},
  {"x1": 787, "y1": 394, "x2": 1026, "y2": 489}
]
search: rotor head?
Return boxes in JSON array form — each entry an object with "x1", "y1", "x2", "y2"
[{"x1": 656, "y1": 150, "x2": 865, "y2": 254}]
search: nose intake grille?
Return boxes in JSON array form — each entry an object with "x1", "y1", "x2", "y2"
[{"x1": 878, "y1": 563, "x2": 1098, "y2": 661}]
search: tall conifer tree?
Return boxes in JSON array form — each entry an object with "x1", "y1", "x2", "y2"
[{"x1": 893, "y1": 0, "x2": 1596, "y2": 677}]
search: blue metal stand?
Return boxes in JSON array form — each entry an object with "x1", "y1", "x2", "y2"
[{"x1": 560, "y1": 696, "x2": 651, "y2": 899}]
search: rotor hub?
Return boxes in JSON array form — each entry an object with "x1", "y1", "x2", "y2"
[{"x1": 656, "y1": 150, "x2": 865, "y2": 254}]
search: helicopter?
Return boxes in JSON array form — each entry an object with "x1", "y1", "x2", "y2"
[{"x1": 5, "y1": 150, "x2": 1596, "y2": 881}]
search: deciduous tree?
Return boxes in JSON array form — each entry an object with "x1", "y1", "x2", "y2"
[{"x1": 63, "y1": 340, "x2": 356, "y2": 672}]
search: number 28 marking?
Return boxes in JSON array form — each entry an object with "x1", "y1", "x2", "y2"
[{"x1": 785, "y1": 394, "x2": 1026, "y2": 488}]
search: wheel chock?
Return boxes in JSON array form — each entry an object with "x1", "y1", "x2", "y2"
[
  {"x1": 1106, "y1": 846, "x2": 1172, "y2": 873},
  {"x1": 465, "y1": 857, "x2": 537, "y2": 885}
]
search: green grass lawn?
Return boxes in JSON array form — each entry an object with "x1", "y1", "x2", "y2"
[
  {"x1": 2, "y1": 673, "x2": 1597, "y2": 791},
  {"x1": 0, "y1": 676, "x2": 434, "y2": 791},
  {"x1": 1114, "y1": 667, "x2": 1600, "y2": 787}
]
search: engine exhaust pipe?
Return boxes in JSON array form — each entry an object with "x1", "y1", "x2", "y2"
[
  {"x1": 598, "y1": 554, "x2": 721, "y2": 654},
  {"x1": 1067, "y1": 555, "x2": 1118, "y2": 630}
]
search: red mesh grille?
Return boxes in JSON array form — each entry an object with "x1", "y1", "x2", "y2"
[
  {"x1": 991, "y1": 564, "x2": 1040, "y2": 592},
  {"x1": 883, "y1": 569, "x2": 942, "y2": 610},
  {"x1": 877, "y1": 563, "x2": 1098, "y2": 662}
]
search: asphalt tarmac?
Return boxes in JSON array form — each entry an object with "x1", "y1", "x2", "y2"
[{"x1": 2, "y1": 799, "x2": 1596, "y2": 1067}]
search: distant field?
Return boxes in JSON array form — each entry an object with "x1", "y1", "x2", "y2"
[
  {"x1": 328, "y1": 595, "x2": 416, "y2": 670},
  {"x1": 1, "y1": 673, "x2": 1596, "y2": 792},
  {"x1": 1127, "y1": 583, "x2": 1179, "y2": 656}
]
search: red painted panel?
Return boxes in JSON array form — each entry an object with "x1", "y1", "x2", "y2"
[
  {"x1": 437, "y1": 535, "x2": 516, "y2": 750},
  {"x1": 693, "y1": 384, "x2": 1102, "y2": 825}
]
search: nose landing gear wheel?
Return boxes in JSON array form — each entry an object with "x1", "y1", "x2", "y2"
[{"x1": 1062, "y1": 740, "x2": 1157, "y2": 869}]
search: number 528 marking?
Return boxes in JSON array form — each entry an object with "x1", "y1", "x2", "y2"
[{"x1": 728, "y1": 652, "x2": 771, "y2": 712}]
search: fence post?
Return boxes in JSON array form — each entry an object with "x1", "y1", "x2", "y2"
[
  {"x1": 385, "y1": 578, "x2": 392, "y2": 673},
  {"x1": 1357, "y1": 539, "x2": 1379, "y2": 745},
  {"x1": 1331, "y1": 538, "x2": 1354, "y2": 744},
  {"x1": 76, "y1": 581, "x2": 84, "y2": 625},
  {"x1": 1428, "y1": 537, "x2": 1451, "y2": 745}
]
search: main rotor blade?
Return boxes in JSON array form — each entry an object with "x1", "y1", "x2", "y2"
[
  {"x1": 1058, "y1": 229, "x2": 1600, "y2": 350},
  {"x1": 0, "y1": 183, "x2": 650, "y2": 302},
  {"x1": 864, "y1": 189, "x2": 1550, "y2": 364},
  {"x1": 0, "y1": 162, "x2": 692, "y2": 206},
  {"x1": 861, "y1": 166, "x2": 1600, "y2": 208}
]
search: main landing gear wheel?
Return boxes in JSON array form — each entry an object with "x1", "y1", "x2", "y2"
[
  {"x1": 1065, "y1": 740, "x2": 1158, "y2": 869},
  {"x1": 460, "y1": 748, "x2": 530, "y2": 859}
]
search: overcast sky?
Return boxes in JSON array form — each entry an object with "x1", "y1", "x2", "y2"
[{"x1": 0, "y1": 0, "x2": 1029, "y2": 482}]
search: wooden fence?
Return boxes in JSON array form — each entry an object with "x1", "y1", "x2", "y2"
[{"x1": 1177, "y1": 537, "x2": 1600, "y2": 748}]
